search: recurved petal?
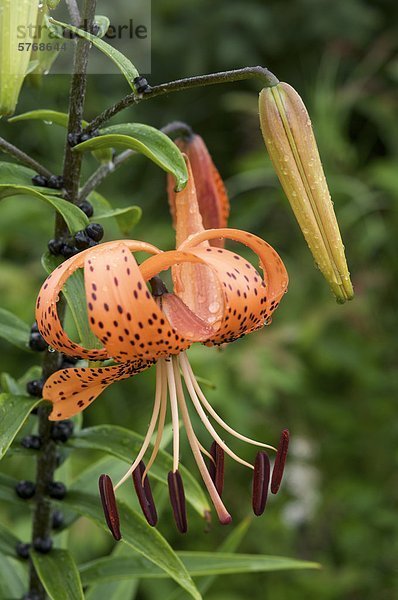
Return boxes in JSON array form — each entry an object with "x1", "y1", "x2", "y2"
[
  {"x1": 84, "y1": 242, "x2": 191, "y2": 362},
  {"x1": 36, "y1": 240, "x2": 162, "y2": 360},
  {"x1": 179, "y1": 228, "x2": 288, "y2": 344},
  {"x1": 44, "y1": 360, "x2": 151, "y2": 421},
  {"x1": 168, "y1": 134, "x2": 230, "y2": 246}
]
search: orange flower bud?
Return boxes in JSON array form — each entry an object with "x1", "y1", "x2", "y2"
[
  {"x1": 259, "y1": 82, "x2": 353, "y2": 303},
  {"x1": 0, "y1": 0, "x2": 39, "y2": 117},
  {"x1": 168, "y1": 134, "x2": 230, "y2": 247}
]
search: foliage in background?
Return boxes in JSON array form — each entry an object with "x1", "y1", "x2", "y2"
[{"x1": 0, "y1": 0, "x2": 397, "y2": 599}]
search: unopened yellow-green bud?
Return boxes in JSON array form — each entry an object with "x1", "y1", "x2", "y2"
[
  {"x1": 259, "y1": 82, "x2": 353, "y2": 303},
  {"x1": 0, "y1": 0, "x2": 40, "y2": 117}
]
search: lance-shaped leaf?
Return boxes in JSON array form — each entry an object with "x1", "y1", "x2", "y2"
[
  {"x1": 68, "y1": 425, "x2": 210, "y2": 517},
  {"x1": 259, "y1": 82, "x2": 353, "y2": 303},
  {"x1": 48, "y1": 17, "x2": 139, "y2": 89},
  {"x1": 59, "y1": 490, "x2": 201, "y2": 600},
  {"x1": 79, "y1": 551, "x2": 320, "y2": 584},
  {"x1": 89, "y1": 191, "x2": 142, "y2": 236},
  {"x1": 0, "y1": 522, "x2": 21, "y2": 557},
  {"x1": 0, "y1": 393, "x2": 41, "y2": 459},
  {"x1": 0, "y1": 0, "x2": 40, "y2": 117},
  {"x1": 0, "y1": 184, "x2": 88, "y2": 233},
  {"x1": 0, "y1": 556, "x2": 27, "y2": 599},
  {"x1": 73, "y1": 124, "x2": 189, "y2": 191},
  {"x1": 31, "y1": 549, "x2": 84, "y2": 600},
  {"x1": 0, "y1": 307, "x2": 30, "y2": 350}
]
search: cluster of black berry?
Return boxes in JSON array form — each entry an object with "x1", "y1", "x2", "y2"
[{"x1": 48, "y1": 218, "x2": 104, "y2": 259}]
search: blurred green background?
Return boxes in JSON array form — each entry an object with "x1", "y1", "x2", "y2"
[{"x1": 1, "y1": 0, "x2": 397, "y2": 598}]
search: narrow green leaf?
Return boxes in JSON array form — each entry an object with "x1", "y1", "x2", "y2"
[
  {"x1": 41, "y1": 252, "x2": 100, "y2": 349},
  {"x1": 0, "y1": 473, "x2": 22, "y2": 503},
  {"x1": 0, "y1": 162, "x2": 60, "y2": 195},
  {"x1": 60, "y1": 490, "x2": 201, "y2": 600},
  {"x1": 0, "y1": 185, "x2": 88, "y2": 233},
  {"x1": 31, "y1": 549, "x2": 84, "y2": 600},
  {"x1": 85, "y1": 542, "x2": 139, "y2": 600},
  {"x1": 74, "y1": 124, "x2": 189, "y2": 191},
  {"x1": 0, "y1": 393, "x2": 41, "y2": 459},
  {"x1": 49, "y1": 18, "x2": 139, "y2": 89},
  {"x1": 94, "y1": 16, "x2": 111, "y2": 39},
  {"x1": 0, "y1": 556, "x2": 27, "y2": 598},
  {"x1": 9, "y1": 109, "x2": 70, "y2": 127},
  {"x1": 68, "y1": 425, "x2": 210, "y2": 517},
  {"x1": 0, "y1": 523, "x2": 20, "y2": 557},
  {"x1": 80, "y1": 552, "x2": 320, "y2": 585},
  {"x1": 0, "y1": 307, "x2": 30, "y2": 350},
  {"x1": 88, "y1": 191, "x2": 142, "y2": 235}
]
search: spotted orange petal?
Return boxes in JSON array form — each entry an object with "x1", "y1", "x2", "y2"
[
  {"x1": 36, "y1": 240, "x2": 162, "y2": 360},
  {"x1": 44, "y1": 360, "x2": 151, "y2": 421},
  {"x1": 168, "y1": 134, "x2": 230, "y2": 247},
  {"x1": 84, "y1": 242, "x2": 192, "y2": 362},
  {"x1": 179, "y1": 228, "x2": 288, "y2": 344}
]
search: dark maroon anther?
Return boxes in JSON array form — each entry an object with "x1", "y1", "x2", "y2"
[
  {"x1": 252, "y1": 451, "x2": 270, "y2": 516},
  {"x1": 132, "y1": 461, "x2": 158, "y2": 526},
  {"x1": 208, "y1": 441, "x2": 225, "y2": 497},
  {"x1": 168, "y1": 470, "x2": 188, "y2": 534},
  {"x1": 271, "y1": 429, "x2": 290, "y2": 494},
  {"x1": 98, "y1": 474, "x2": 122, "y2": 541}
]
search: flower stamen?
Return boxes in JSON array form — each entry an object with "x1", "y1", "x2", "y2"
[
  {"x1": 209, "y1": 441, "x2": 225, "y2": 497},
  {"x1": 132, "y1": 460, "x2": 158, "y2": 526},
  {"x1": 271, "y1": 428, "x2": 290, "y2": 494},
  {"x1": 168, "y1": 470, "x2": 188, "y2": 533},
  {"x1": 182, "y1": 356, "x2": 277, "y2": 452},
  {"x1": 252, "y1": 451, "x2": 270, "y2": 516},
  {"x1": 98, "y1": 474, "x2": 121, "y2": 541}
]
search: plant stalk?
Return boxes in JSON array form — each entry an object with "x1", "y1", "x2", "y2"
[
  {"x1": 83, "y1": 66, "x2": 279, "y2": 134},
  {"x1": 28, "y1": 0, "x2": 97, "y2": 597},
  {"x1": 0, "y1": 136, "x2": 53, "y2": 178}
]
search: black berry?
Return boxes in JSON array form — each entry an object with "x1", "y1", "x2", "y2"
[
  {"x1": 67, "y1": 132, "x2": 80, "y2": 146},
  {"x1": 16, "y1": 542, "x2": 30, "y2": 559},
  {"x1": 26, "y1": 379, "x2": 43, "y2": 398},
  {"x1": 21, "y1": 435, "x2": 42, "y2": 450},
  {"x1": 52, "y1": 509, "x2": 64, "y2": 530},
  {"x1": 134, "y1": 76, "x2": 150, "y2": 94},
  {"x1": 85, "y1": 223, "x2": 104, "y2": 242},
  {"x1": 29, "y1": 332, "x2": 47, "y2": 352},
  {"x1": 74, "y1": 230, "x2": 91, "y2": 250},
  {"x1": 48, "y1": 481, "x2": 67, "y2": 499},
  {"x1": 15, "y1": 481, "x2": 36, "y2": 500},
  {"x1": 51, "y1": 420, "x2": 74, "y2": 443},
  {"x1": 48, "y1": 238, "x2": 63, "y2": 256},
  {"x1": 33, "y1": 536, "x2": 53, "y2": 554},
  {"x1": 59, "y1": 243, "x2": 77, "y2": 259},
  {"x1": 78, "y1": 200, "x2": 94, "y2": 218},
  {"x1": 47, "y1": 175, "x2": 64, "y2": 190},
  {"x1": 32, "y1": 174, "x2": 48, "y2": 187}
]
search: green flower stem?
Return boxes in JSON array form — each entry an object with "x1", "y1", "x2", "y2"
[
  {"x1": 0, "y1": 136, "x2": 53, "y2": 179},
  {"x1": 83, "y1": 66, "x2": 279, "y2": 135},
  {"x1": 28, "y1": 0, "x2": 97, "y2": 597}
]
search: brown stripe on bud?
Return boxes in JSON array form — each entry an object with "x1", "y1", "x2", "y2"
[
  {"x1": 252, "y1": 451, "x2": 270, "y2": 516},
  {"x1": 98, "y1": 474, "x2": 121, "y2": 541},
  {"x1": 168, "y1": 470, "x2": 188, "y2": 533},
  {"x1": 208, "y1": 441, "x2": 225, "y2": 497},
  {"x1": 132, "y1": 461, "x2": 158, "y2": 527},
  {"x1": 271, "y1": 429, "x2": 290, "y2": 494}
]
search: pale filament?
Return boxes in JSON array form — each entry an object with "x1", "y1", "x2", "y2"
[
  {"x1": 182, "y1": 355, "x2": 277, "y2": 452},
  {"x1": 166, "y1": 358, "x2": 180, "y2": 473},
  {"x1": 113, "y1": 359, "x2": 164, "y2": 491},
  {"x1": 179, "y1": 353, "x2": 253, "y2": 470},
  {"x1": 141, "y1": 361, "x2": 168, "y2": 483},
  {"x1": 172, "y1": 357, "x2": 232, "y2": 525}
]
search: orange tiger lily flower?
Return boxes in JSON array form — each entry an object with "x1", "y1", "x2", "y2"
[{"x1": 36, "y1": 155, "x2": 289, "y2": 534}]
